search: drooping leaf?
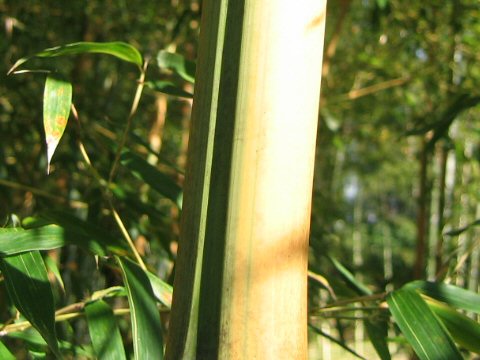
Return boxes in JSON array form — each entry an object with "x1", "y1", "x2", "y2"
[
  {"x1": 426, "y1": 298, "x2": 480, "y2": 354},
  {"x1": 85, "y1": 300, "x2": 126, "y2": 360},
  {"x1": 444, "y1": 219, "x2": 480, "y2": 237},
  {"x1": 120, "y1": 150, "x2": 183, "y2": 208},
  {"x1": 43, "y1": 75, "x2": 72, "y2": 174},
  {"x1": 308, "y1": 270, "x2": 337, "y2": 300},
  {"x1": 145, "y1": 80, "x2": 193, "y2": 98},
  {"x1": 327, "y1": 255, "x2": 372, "y2": 295},
  {"x1": 91, "y1": 286, "x2": 127, "y2": 301},
  {"x1": 0, "y1": 223, "x2": 126, "y2": 257},
  {"x1": 157, "y1": 50, "x2": 196, "y2": 83},
  {"x1": 404, "y1": 280, "x2": 480, "y2": 314},
  {"x1": 146, "y1": 271, "x2": 173, "y2": 308},
  {"x1": 0, "y1": 341, "x2": 15, "y2": 360},
  {"x1": 8, "y1": 41, "x2": 143, "y2": 74},
  {"x1": 0, "y1": 251, "x2": 60, "y2": 358},
  {"x1": 117, "y1": 257, "x2": 163, "y2": 360},
  {"x1": 44, "y1": 254, "x2": 65, "y2": 292},
  {"x1": 387, "y1": 288, "x2": 462, "y2": 360},
  {"x1": 364, "y1": 318, "x2": 391, "y2": 360},
  {"x1": 309, "y1": 323, "x2": 367, "y2": 360}
]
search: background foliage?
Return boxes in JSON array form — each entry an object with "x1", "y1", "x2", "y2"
[{"x1": 0, "y1": 0, "x2": 479, "y2": 358}]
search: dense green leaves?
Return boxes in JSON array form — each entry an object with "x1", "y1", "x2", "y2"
[
  {"x1": 117, "y1": 257, "x2": 164, "y2": 360},
  {"x1": 0, "y1": 252, "x2": 60, "y2": 358},
  {"x1": 8, "y1": 41, "x2": 143, "y2": 74},
  {"x1": 387, "y1": 288, "x2": 462, "y2": 360},
  {"x1": 86, "y1": 300, "x2": 126, "y2": 360},
  {"x1": 43, "y1": 75, "x2": 72, "y2": 174},
  {"x1": 120, "y1": 150, "x2": 183, "y2": 208}
]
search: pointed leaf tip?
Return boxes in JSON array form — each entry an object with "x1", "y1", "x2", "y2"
[{"x1": 43, "y1": 75, "x2": 72, "y2": 173}]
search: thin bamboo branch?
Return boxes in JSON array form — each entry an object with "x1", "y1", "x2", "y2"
[
  {"x1": 0, "y1": 179, "x2": 87, "y2": 209},
  {"x1": 108, "y1": 59, "x2": 149, "y2": 184}
]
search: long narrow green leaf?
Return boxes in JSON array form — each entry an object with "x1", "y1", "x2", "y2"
[
  {"x1": 364, "y1": 319, "x2": 391, "y2": 360},
  {"x1": 0, "y1": 225, "x2": 67, "y2": 255},
  {"x1": 0, "y1": 251, "x2": 60, "y2": 358},
  {"x1": 85, "y1": 300, "x2": 126, "y2": 360},
  {"x1": 405, "y1": 280, "x2": 480, "y2": 313},
  {"x1": 426, "y1": 298, "x2": 480, "y2": 354},
  {"x1": 327, "y1": 255, "x2": 372, "y2": 295},
  {"x1": 145, "y1": 80, "x2": 193, "y2": 98},
  {"x1": 157, "y1": 50, "x2": 196, "y2": 83},
  {"x1": 120, "y1": 150, "x2": 183, "y2": 208},
  {"x1": 44, "y1": 254, "x2": 65, "y2": 292},
  {"x1": 7, "y1": 329, "x2": 93, "y2": 357},
  {"x1": 8, "y1": 41, "x2": 143, "y2": 74},
  {"x1": 0, "y1": 341, "x2": 15, "y2": 360},
  {"x1": 309, "y1": 323, "x2": 366, "y2": 360},
  {"x1": 387, "y1": 288, "x2": 462, "y2": 360},
  {"x1": 146, "y1": 271, "x2": 173, "y2": 308},
  {"x1": 444, "y1": 218, "x2": 480, "y2": 236},
  {"x1": 0, "y1": 223, "x2": 126, "y2": 257},
  {"x1": 117, "y1": 257, "x2": 163, "y2": 360},
  {"x1": 43, "y1": 75, "x2": 72, "y2": 174}
]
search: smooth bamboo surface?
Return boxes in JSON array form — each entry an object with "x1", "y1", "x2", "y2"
[{"x1": 166, "y1": 1, "x2": 327, "y2": 359}]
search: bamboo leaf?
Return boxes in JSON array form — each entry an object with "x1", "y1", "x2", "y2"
[
  {"x1": 8, "y1": 41, "x2": 142, "y2": 74},
  {"x1": 309, "y1": 323, "x2": 367, "y2": 360},
  {"x1": 444, "y1": 219, "x2": 480, "y2": 237},
  {"x1": 0, "y1": 226, "x2": 68, "y2": 255},
  {"x1": 146, "y1": 271, "x2": 173, "y2": 308},
  {"x1": 387, "y1": 288, "x2": 462, "y2": 360},
  {"x1": 7, "y1": 329, "x2": 93, "y2": 357},
  {"x1": 0, "y1": 223, "x2": 126, "y2": 257},
  {"x1": 117, "y1": 257, "x2": 163, "y2": 360},
  {"x1": 85, "y1": 300, "x2": 126, "y2": 360},
  {"x1": 43, "y1": 75, "x2": 72, "y2": 174},
  {"x1": 426, "y1": 298, "x2": 480, "y2": 354},
  {"x1": 157, "y1": 50, "x2": 196, "y2": 83},
  {"x1": 0, "y1": 251, "x2": 60, "y2": 358},
  {"x1": 364, "y1": 319, "x2": 391, "y2": 360},
  {"x1": 0, "y1": 341, "x2": 15, "y2": 360},
  {"x1": 44, "y1": 254, "x2": 65, "y2": 292},
  {"x1": 120, "y1": 150, "x2": 183, "y2": 208},
  {"x1": 327, "y1": 255, "x2": 372, "y2": 295},
  {"x1": 145, "y1": 80, "x2": 193, "y2": 98},
  {"x1": 405, "y1": 281, "x2": 480, "y2": 314}
]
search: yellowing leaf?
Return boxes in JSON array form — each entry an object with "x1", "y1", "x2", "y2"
[{"x1": 43, "y1": 75, "x2": 72, "y2": 174}]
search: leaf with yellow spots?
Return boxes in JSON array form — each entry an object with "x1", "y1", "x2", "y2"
[{"x1": 43, "y1": 75, "x2": 72, "y2": 174}]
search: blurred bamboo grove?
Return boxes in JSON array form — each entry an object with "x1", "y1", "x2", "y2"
[{"x1": 0, "y1": 0, "x2": 479, "y2": 359}]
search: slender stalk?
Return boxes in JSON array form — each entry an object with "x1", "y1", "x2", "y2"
[
  {"x1": 108, "y1": 60, "x2": 149, "y2": 184},
  {"x1": 110, "y1": 204, "x2": 147, "y2": 271},
  {"x1": 0, "y1": 308, "x2": 131, "y2": 335},
  {"x1": 72, "y1": 104, "x2": 147, "y2": 271},
  {"x1": 0, "y1": 179, "x2": 86, "y2": 208}
]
